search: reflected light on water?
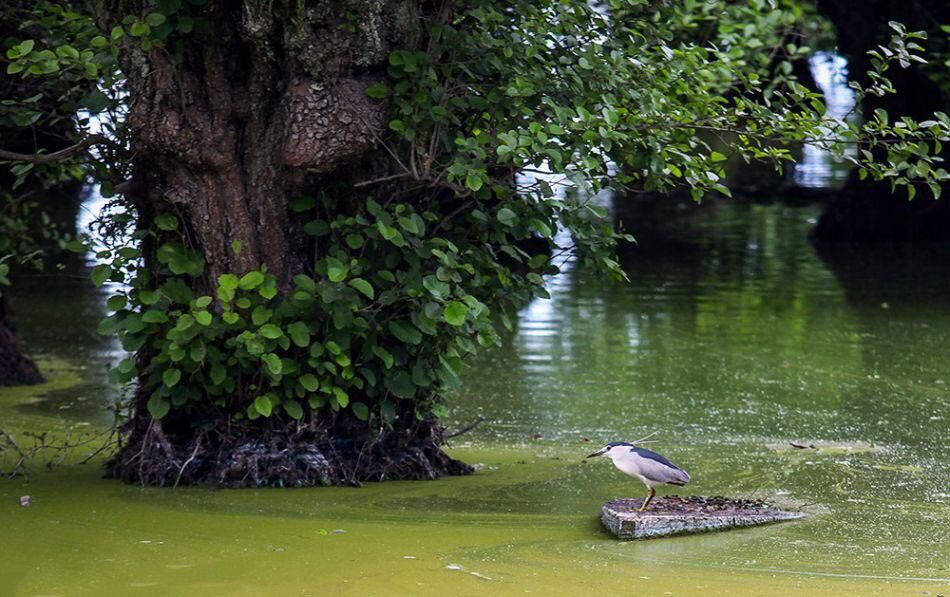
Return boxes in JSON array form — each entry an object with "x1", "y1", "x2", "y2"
[{"x1": 793, "y1": 51, "x2": 857, "y2": 189}]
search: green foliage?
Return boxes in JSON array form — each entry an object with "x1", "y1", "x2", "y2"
[
  {"x1": 99, "y1": 200, "x2": 514, "y2": 422},
  {"x1": 381, "y1": 0, "x2": 947, "y2": 205},
  {"x1": 3, "y1": 0, "x2": 949, "y2": 427}
]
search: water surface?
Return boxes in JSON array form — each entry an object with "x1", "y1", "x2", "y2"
[{"x1": 1, "y1": 196, "x2": 948, "y2": 596}]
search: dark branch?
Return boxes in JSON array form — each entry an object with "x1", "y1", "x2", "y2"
[{"x1": 0, "y1": 134, "x2": 121, "y2": 164}]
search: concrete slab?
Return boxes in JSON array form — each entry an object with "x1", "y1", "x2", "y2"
[{"x1": 602, "y1": 496, "x2": 805, "y2": 540}]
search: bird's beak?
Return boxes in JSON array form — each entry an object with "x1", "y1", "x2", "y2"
[{"x1": 586, "y1": 448, "x2": 606, "y2": 458}]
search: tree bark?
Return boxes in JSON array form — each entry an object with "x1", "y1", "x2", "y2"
[
  {"x1": 107, "y1": 1, "x2": 471, "y2": 485},
  {"x1": 812, "y1": 0, "x2": 950, "y2": 242},
  {"x1": 0, "y1": 294, "x2": 43, "y2": 387}
]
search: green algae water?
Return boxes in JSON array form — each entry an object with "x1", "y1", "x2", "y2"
[{"x1": 2, "y1": 197, "x2": 949, "y2": 596}]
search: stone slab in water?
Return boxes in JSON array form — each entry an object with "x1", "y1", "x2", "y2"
[{"x1": 602, "y1": 496, "x2": 805, "y2": 540}]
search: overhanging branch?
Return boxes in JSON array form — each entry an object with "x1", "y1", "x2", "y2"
[{"x1": 0, "y1": 134, "x2": 122, "y2": 164}]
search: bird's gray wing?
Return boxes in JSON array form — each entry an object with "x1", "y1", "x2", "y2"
[
  {"x1": 630, "y1": 447, "x2": 680, "y2": 470},
  {"x1": 631, "y1": 447, "x2": 690, "y2": 485}
]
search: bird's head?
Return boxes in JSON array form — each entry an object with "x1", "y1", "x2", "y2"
[{"x1": 587, "y1": 442, "x2": 633, "y2": 460}]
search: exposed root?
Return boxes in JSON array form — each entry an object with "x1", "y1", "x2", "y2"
[{"x1": 108, "y1": 400, "x2": 472, "y2": 487}]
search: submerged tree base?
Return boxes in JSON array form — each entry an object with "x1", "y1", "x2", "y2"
[
  {"x1": 0, "y1": 319, "x2": 43, "y2": 387},
  {"x1": 108, "y1": 406, "x2": 472, "y2": 487},
  {"x1": 601, "y1": 496, "x2": 805, "y2": 540}
]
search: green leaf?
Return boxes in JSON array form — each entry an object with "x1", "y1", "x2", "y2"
[
  {"x1": 332, "y1": 387, "x2": 349, "y2": 408},
  {"x1": 142, "y1": 310, "x2": 169, "y2": 324},
  {"x1": 254, "y1": 394, "x2": 273, "y2": 417},
  {"x1": 496, "y1": 208, "x2": 517, "y2": 227},
  {"x1": 377, "y1": 222, "x2": 398, "y2": 240},
  {"x1": 251, "y1": 306, "x2": 271, "y2": 326},
  {"x1": 194, "y1": 310, "x2": 213, "y2": 326},
  {"x1": 130, "y1": 21, "x2": 150, "y2": 37},
  {"x1": 465, "y1": 173, "x2": 484, "y2": 192},
  {"x1": 380, "y1": 399, "x2": 396, "y2": 424},
  {"x1": 386, "y1": 371, "x2": 416, "y2": 399},
  {"x1": 344, "y1": 233, "x2": 364, "y2": 249},
  {"x1": 389, "y1": 320, "x2": 422, "y2": 345},
  {"x1": 365, "y1": 82, "x2": 389, "y2": 99},
  {"x1": 145, "y1": 12, "x2": 167, "y2": 26},
  {"x1": 261, "y1": 353, "x2": 282, "y2": 375},
  {"x1": 154, "y1": 213, "x2": 178, "y2": 230},
  {"x1": 443, "y1": 301, "x2": 469, "y2": 326},
  {"x1": 175, "y1": 314, "x2": 195, "y2": 331},
  {"x1": 372, "y1": 345, "x2": 394, "y2": 368},
  {"x1": 210, "y1": 364, "x2": 226, "y2": 386},
  {"x1": 107, "y1": 295, "x2": 128, "y2": 311},
  {"x1": 349, "y1": 278, "x2": 374, "y2": 299},
  {"x1": 351, "y1": 402, "x2": 369, "y2": 421},
  {"x1": 397, "y1": 216, "x2": 419, "y2": 235},
  {"x1": 238, "y1": 271, "x2": 265, "y2": 290},
  {"x1": 287, "y1": 321, "x2": 311, "y2": 347},
  {"x1": 56, "y1": 45, "x2": 80, "y2": 60},
  {"x1": 163, "y1": 368, "x2": 181, "y2": 388},
  {"x1": 283, "y1": 400, "x2": 304, "y2": 420},
  {"x1": 290, "y1": 195, "x2": 316, "y2": 212},
  {"x1": 326, "y1": 257, "x2": 348, "y2": 282},
  {"x1": 91, "y1": 264, "x2": 112, "y2": 287},
  {"x1": 147, "y1": 395, "x2": 170, "y2": 419},
  {"x1": 299, "y1": 373, "x2": 320, "y2": 392},
  {"x1": 258, "y1": 324, "x2": 283, "y2": 339},
  {"x1": 218, "y1": 274, "x2": 239, "y2": 302}
]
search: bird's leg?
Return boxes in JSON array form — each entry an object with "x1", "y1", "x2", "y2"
[{"x1": 639, "y1": 487, "x2": 656, "y2": 512}]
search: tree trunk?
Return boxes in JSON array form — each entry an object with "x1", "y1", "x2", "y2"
[
  {"x1": 812, "y1": 0, "x2": 950, "y2": 242},
  {"x1": 107, "y1": 1, "x2": 471, "y2": 486},
  {"x1": 0, "y1": 294, "x2": 43, "y2": 386}
]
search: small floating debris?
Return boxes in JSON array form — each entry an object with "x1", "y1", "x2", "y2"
[
  {"x1": 601, "y1": 496, "x2": 804, "y2": 540},
  {"x1": 789, "y1": 442, "x2": 816, "y2": 450}
]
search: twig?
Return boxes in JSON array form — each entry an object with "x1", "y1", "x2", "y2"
[
  {"x1": 353, "y1": 172, "x2": 410, "y2": 188},
  {"x1": 445, "y1": 416, "x2": 484, "y2": 439},
  {"x1": 174, "y1": 434, "x2": 203, "y2": 488}
]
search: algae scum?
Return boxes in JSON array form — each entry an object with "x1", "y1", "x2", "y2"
[{"x1": 2, "y1": 199, "x2": 949, "y2": 596}]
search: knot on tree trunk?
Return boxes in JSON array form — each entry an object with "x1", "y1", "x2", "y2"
[{"x1": 281, "y1": 77, "x2": 386, "y2": 171}]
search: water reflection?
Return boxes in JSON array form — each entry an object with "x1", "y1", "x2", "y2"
[
  {"x1": 793, "y1": 52, "x2": 857, "y2": 189},
  {"x1": 11, "y1": 185, "x2": 124, "y2": 421},
  {"x1": 451, "y1": 195, "x2": 949, "y2": 578}
]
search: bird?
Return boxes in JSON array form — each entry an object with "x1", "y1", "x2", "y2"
[{"x1": 587, "y1": 441, "x2": 690, "y2": 511}]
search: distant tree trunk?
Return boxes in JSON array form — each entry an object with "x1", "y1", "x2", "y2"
[
  {"x1": 812, "y1": 0, "x2": 950, "y2": 242},
  {"x1": 108, "y1": 1, "x2": 471, "y2": 486},
  {"x1": 0, "y1": 0, "x2": 76, "y2": 387},
  {"x1": 0, "y1": 294, "x2": 43, "y2": 386}
]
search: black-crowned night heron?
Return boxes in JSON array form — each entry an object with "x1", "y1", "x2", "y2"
[{"x1": 587, "y1": 441, "x2": 690, "y2": 511}]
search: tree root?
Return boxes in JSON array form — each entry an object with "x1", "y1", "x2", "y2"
[{"x1": 107, "y1": 409, "x2": 472, "y2": 487}]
